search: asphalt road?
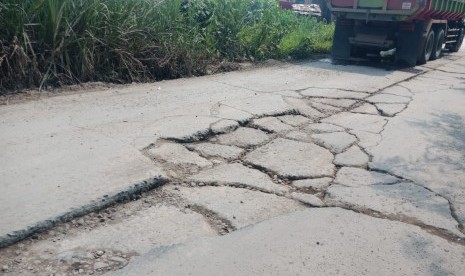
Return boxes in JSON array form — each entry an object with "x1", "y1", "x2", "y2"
[{"x1": 1, "y1": 49, "x2": 464, "y2": 275}]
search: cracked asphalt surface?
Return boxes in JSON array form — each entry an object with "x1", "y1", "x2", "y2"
[{"x1": 1, "y1": 50, "x2": 465, "y2": 275}]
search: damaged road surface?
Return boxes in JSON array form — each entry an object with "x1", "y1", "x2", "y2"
[{"x1": 1, "y1": 49, "x2": 465, "y2": 275}]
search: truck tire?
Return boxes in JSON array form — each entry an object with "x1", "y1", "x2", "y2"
[
  {"x1": 431, "y1": 28, "x2": 445, "y2": 60},
  {"x1": 418, "y1": 29, "x2": 435, "y2": 65},
  {"x1": 449, "y1": 27, "x2": 464, "y2": 53}
]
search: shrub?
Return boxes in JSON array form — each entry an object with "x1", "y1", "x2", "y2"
[{"x1": 280, "y1": 17, "x2": 334, "y2": 59}]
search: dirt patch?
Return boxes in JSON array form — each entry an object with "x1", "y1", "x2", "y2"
[{"x1": 0, "y1": 61, "x2": 254, "y2": 106}]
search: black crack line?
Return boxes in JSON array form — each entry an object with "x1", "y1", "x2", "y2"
[
  {"x1": 368, "y1": 167, "x2": 465, "y2": 235},
  {"x1": 0, "y1": 176, "x2": 168, "y2": 249},
  {"x1": 323, "y1": 205, "x2": 465, "y2": 246},
  {"x1": 185, "y1": 180, "x2": 290, "y2": 198},
  {"x1": 428, "y1": 68, "x2": 465, "y2": 76},
  {"x1": 184, "y1": 204, "x2": 236, "y2": 235},
  {"x1": 295, "y1": 86, "x2": 370, "y2": 94}
]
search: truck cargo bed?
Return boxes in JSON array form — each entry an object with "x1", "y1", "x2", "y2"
[{"x1": 329, "y1": 0, "x2": 465, "y2": 21}]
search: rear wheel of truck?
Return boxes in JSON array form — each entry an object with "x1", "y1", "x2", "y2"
[
  {"x1": 418, "y1": 29, "x2": 435, "y2": 65},
  {"x1": 449, "y1": 27, "x2": 464, "y2": 53},
  {"x1": 431, "y1": 28, "x2": 445, "y2": 60}
]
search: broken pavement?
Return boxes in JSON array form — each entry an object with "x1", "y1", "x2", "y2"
[{"x1": 1, "y1": 51, "x2": 465, "y2": 275}]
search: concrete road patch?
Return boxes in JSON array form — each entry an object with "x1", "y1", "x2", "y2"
[
  {"x1": 115, "y1": 208, "x2": 465, "y2": 276},
  {"x1": 292, "y1": 178, "x2": 333, "y2": 191},
  {"x1": 300, "y1": 88, "x2": 369, "y2": 99},
  {"x1": 380, "y1": 85, "x2": 413, "y2": 97},
  {"x1": 375, "y1": 103, "x2": 407, "y2": 117},
  {"x1": 368, "y1": 68, "x2": 465, "y2": 225},
  {"x1": 276, "y1": 115, "x2": 311, "y2": 127},
  {"x1": 216, "y1": 127, "x2": 270, "y2": 148},
  {"x1": 289, "y1": 192, "x2": 324, "y2": 207},
  {"x1": 310, "y1": 101, "x2": 343, "y2": 113},
  {"x1": 313, "y1": 98, "x2": 357, "y2": 108},
  {"x1": 148, "y1": 143, "x2": 212, "y2": 168},
  {"x1": 323, "y1": 112, "x2": 387, "y2": 133},
  {"x1": 333, "y1": 167, "x2": 400, "y2": 187},
  {"x1": 221, "y1": 94, "x2": 294, "y2": 117},
  {"x1": 334, "y1": 146, "x2": 369, "y2": 167},
  {"x1": 250, "y1": 117, "x2": 294, "y2": 133},
  {"x1": 186, "y1": 143, "x2": 244, "y2": 160},
  {"x1": 284, "y1": 97, "x2": 325, "y2": 118},
  {"x1": 366, "y1": 93, "x2": 411, "y2": 104},
  {"x1": 244, "y1": 138, "x2": 335, "y2": 179},
  {"x1": 305, "y1": 123, "x2": 345, "y2": 133},
  {"x1": 188, "y1": 163, "x2": 289, "y2": 194},
  {"x1": 210, "y1": 119, "x2": 239, "y2": 134},
  {"x1": 168, "y1": 186, "x2": 303, "y2": 229},
  {"x1": 2, "y1": 49, "x2": 465, "y2": 275},
  {"x1": 0, "y1": 129, "x2": 165, "y2": 245},
  {"x1": 326, "y1": 183, "x2": 463, "y2": 237},
  {"x1": 311, "y1": 132, "x2": 357, "y2": 153},
  {"x1": 349, "y1": 130, "x2": 382, "y2": 149},
  {"x1": 285, "y1": 130, "x2": 313, "y2": 142},
  {"x1": 351, "y1": 103, "x2": 379, "y2": 115},
  {"x1": 29, "y1": 205, "x2": 216, "y2": 256}
]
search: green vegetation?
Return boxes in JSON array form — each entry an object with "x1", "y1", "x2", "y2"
[{"x1": 0, "y1": 0, "x2": 334, "y2": 92}]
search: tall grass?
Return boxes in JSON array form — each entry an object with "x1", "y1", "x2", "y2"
[{"x1": 0, "y1": 0, "x2": 334, "y2": 93}]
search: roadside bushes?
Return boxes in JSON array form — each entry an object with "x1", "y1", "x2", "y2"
[
  {"x1": 0, "y1": 0, "x2": 334, "y2": 93},
  {"x1": 279, "y1": 19, "x2": 334, "y2": 59}
]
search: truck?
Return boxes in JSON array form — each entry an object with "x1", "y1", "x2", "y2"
[{"x1": 326, "y1": 0, "x2": 465, "y2": 66}]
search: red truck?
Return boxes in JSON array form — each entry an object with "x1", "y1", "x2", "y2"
[{"x1": 326, "y1": 0, "x2": 465, "y2": 66}]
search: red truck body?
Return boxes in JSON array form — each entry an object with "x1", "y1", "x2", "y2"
[{"x1": 327, "y1": 0, "x2": 465, "y2": 65}]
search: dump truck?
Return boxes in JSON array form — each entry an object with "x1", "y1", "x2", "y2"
[{"x1": 326, "y1": 0, "x2": 465, "y2": 65}]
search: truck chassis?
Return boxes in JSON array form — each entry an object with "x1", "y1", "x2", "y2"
[
  {"x1": 333, "y1": 18, "x2": 464, "y2": 66},
  {"x1": 329, "y1": 0, "x2": 465, "y2": 66}
]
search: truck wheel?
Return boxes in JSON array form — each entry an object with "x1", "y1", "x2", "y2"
[
  {"x1": 418, "y1": 29, "x2": 435, "y2": 65},
  {"x1": 449, "y1": 27, "x2": 464, "y2": 53},
  {"x1": 431, "y1": 28, "x2": 445, "y2": 60}
]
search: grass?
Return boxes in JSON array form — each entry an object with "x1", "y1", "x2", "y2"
[{"x1": 0, "y1": 0, "x2": 334, "y2": 93}]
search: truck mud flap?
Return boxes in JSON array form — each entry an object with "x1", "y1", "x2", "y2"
[
  {"x1": 332, "y1": 19, "x2": 354, "y2": 63},
  {"x1": 395, "y1": 21, "x2": 426, "y2": 67}
]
